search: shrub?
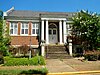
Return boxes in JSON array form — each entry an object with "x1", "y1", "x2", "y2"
[
  {"x1": 3, "y1": 55, "x2": 45, "y2": 66},
  {"x1": 84, "y1": 50, "x2": 100, "y2": 61},
  {"x1": 20, "y1": 68, "x2": 48, "y2": 75},
  {"x1": 84, "y1": 54, "x2": 98, "y2": 61},
  {"x1": 32, "y1": 55, "x2": 46, "y2": 65},
  {"x1": 0, "y1": 68, "x2": 48, "y2": 75},
  {"x1": 9, "y1": 45, "x2": 40, "y2": 57}
]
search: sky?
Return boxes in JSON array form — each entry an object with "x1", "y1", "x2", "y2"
[{"x1": 0, "y1": 0, "x2": 100, "y2": 13}]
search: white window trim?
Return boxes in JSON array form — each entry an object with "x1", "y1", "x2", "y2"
[
  {"x1": 9, "y1": 22, "x2": 18, "y2": 36},
  {"x1": 20, "y1": 23, "x2": 29, "y2": 36},
  {"x1": 31, "y1": 23, "x2": 39, "y2": 36}
]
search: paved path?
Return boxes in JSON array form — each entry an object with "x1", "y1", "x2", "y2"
[{"x1": 46, "y1": 59, "x2": 76, "y2": 73}]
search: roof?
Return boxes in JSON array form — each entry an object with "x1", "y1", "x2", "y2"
[{"x1": 6, "y1": 10, "x2": 75, "y2": 18}]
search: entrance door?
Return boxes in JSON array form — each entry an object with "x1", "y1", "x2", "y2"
[{"x1": 49, "y1": 24, "x2": 58, "y2": 44}]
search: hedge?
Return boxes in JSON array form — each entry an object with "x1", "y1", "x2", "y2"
[{"x1": 3, "y1": 55, "x2": 46, "y2": 66}]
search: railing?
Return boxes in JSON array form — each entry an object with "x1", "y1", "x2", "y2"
[{"x1": 47, "y1": 70, "x2": 100, "y2": 75}]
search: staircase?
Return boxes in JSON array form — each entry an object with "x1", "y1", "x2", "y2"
[{"x1": 45, "y1": 45, "x2": 72, "y2": 59}]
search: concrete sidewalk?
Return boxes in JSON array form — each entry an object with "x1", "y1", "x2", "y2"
[{"x1": 46, "y1": 59, "x2": 76, "y2": 73}]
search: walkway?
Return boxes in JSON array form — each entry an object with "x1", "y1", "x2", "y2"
[{"x1": 46, "y1": 59, "x2": 76, "y2": 73}]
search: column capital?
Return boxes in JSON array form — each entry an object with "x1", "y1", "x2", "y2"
[
  {"x1": 59, "y1": 19, "x2": 62, "y2": 21},
  {"x1": 41, "y1": 19, "x2": 44, "y2": 21},
  {"x1": 45, "y1": 19, "x2": 48, "y2": 21},
  {"x1": 63, "y1": 20, "x2": 67, "y2": 22}
]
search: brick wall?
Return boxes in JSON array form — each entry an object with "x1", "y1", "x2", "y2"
[
  {"x1": 11, "y1": 36, "x2": 39, "y2": 45},
  {"x1": 7, "y1": 21, "x2": 39, "y2": 46}
]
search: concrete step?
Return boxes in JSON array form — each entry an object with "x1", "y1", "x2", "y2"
[
  {"x1": 45, "y1": 45, "x2": 70, "y2": 59},
  {"x1": 46, "y1": 54, "x2": 72, "y2": 59}
]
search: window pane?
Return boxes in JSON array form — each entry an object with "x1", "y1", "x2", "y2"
[
  {"x1": 21, "y1": 29, "x2": 24, "y2": 34},
  {"x1": 14, "y1": 24, "x2": 17, "y2": 28},
  {"x1": 49, "y1": 30, "x2": 52, "y2": 34},
  {"x1": 32, "y1": 29, "x2": 35, "y2": 34},
  {"x1": 33, "y1": 24, "x2": 35, "y2": 28},
  {"x1": 36, "y1": 29, "x2": 39, "y2": 34},
  {"x1": 10, "y1": 29, "x2": 13, "y2": 34},
  {"x1": 25, "y1": 24, "x2": 28, "y2": 28},
  {"x1": 25, "y1": 29, "x2": 28, "y2": 34},
  {"x1": 22, "y1": 24, "x2": 24, "y2": 28},
  {"x1": 14, "y1": 25, "x2": 17, "y2": 30},
  {"x1": 14, "y1": 28, "x2": 17, "y2": 34},
  {"x1": 11, "y1": 24, "x2": 13, "y2": 28},
  {"x1": 53, "y1": 30, "x2": 56, "y2": 34},
  {"x1": 36, "y1": 24, "x2": 39, "y2": 28}
]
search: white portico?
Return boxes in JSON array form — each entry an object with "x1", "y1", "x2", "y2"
[
  {"x1": 40, "y1": 17, "x2": 73, "y2": 57},
  {"x1": 41, "y1": 18, "x2": 67, "y2": 45}
]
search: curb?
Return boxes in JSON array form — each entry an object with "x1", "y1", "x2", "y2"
[{"x1": 47, "y1": 70, "x2": 100, "y2": 75}]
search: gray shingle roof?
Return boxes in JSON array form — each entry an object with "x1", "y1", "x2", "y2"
[{"x1": 7, "y1": 10, "x2": 75, "y2": 18}]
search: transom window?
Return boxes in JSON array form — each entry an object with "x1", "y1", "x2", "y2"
[
  {"x1": 10, "y1": 23, "x2": 18, "y2": 35},
  {"x1": 32, "y1": 23, "x2": 39, "y2": 35},
  {"x1": 21, "y1": 23, "x2": 28, "y2": 35}
]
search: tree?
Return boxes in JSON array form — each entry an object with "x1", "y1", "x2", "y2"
[
  {"x1": 0, "y1": 11, "x2": 10, "y2": 56},
  {"x1": 72, "y1": 10, "x2": 100, "y2": 50}
]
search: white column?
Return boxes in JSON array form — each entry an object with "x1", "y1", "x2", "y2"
[
  {"x1": 63, "y1": 20, "x2": 67, "y2": 43},
  {"x1": 46, "y1": 20, "x2": 49, "y2": 44},
  {"x1": 59, "y1": 20, "x2": 63, "y2": 44},
  {"x1": 41, "y1": 20, "x2": 45, "y2": 56},
  {"x1": 69, "y1": 39, "x2": 72, "y2": 56},
  {"x1": 41, "y1": 20, "x2": 44, "y2": 41},
  {"x1": 41, "y1": 45, "x2": 45, "y2": 56}
]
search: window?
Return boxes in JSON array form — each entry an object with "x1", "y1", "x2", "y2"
[
  {"x1": 21, "y1": 23, "x2": 28, "y2": 35},
  {"x1": 32, "y1": 23, "x2": 39, "y2": 35},
  {"x1": 10, "y1": 23, "x2": 18, "y2": 35}
]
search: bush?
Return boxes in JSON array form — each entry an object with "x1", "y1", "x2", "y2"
[
  {"x1": 3, "y1": 55, "x2": 45, "y2": 66},
  {"x1": 84, "y1": 54, "x2": 98, "y2": 61},
  {"x1": 32, "y1": 55, "x2": 46, "y2": 65},
  {"x1": 0, "y1": 68, "x2": 48, "y2": 75},
  {"x1": 20, "y1": 68, "x2": 48, "y2": 75},
  {"x1": 84, "y1": 50, "x2": 100, "y2": 61},
  {"x1": 9, "y1": 45, "x2": 40, "y2": 57}
]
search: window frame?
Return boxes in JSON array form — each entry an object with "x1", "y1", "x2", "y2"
[
  {"x1": 10, "y1": 22, "x2": 18, "y2": 35},
  {"x1": 20, "y1": 23, "x2": 29, "y2": 36},
  {"x1": 31, "y1": 22, "x2": 39, "y2": 36}
]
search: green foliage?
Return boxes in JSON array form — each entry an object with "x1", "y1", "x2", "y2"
[
  {"x1": 0, "y1": 70, "x2": 23, "y2": 75},
  {"x1": 0, "y1": 68, "x2": 48, "y2": 75},
  {"x1": 84, "y1": 54, "x2": 98, "y2": 61},
  {"x1": 0, "y1": 11, "x2": 10, "y2": 56},
  {"x1": 84, "y1": 50, "x2": 100, "y2": 61},
  {"x1": 3, "y1": 55, "x2": 45, "y2": 66},
  {"x1": 20, "y1": 68, "x2": 48, "y2": 74},
  {"x1": 72, "y1": 10, "x2": 100, "y2": 50},
  {"x1": 32, "y1": 55, "x2": 46, "y2": 65}
]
